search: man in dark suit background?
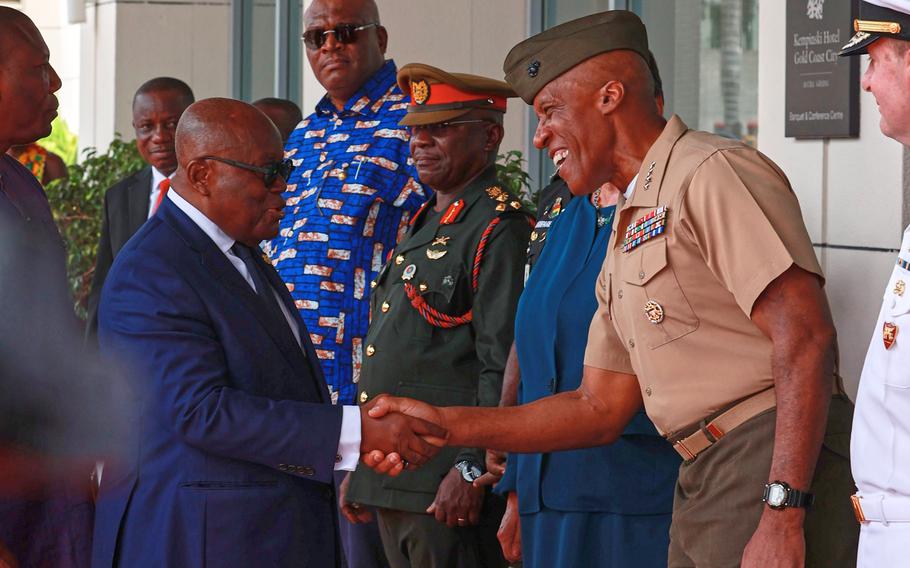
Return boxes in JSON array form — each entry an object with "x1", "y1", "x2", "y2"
[
  {"x1": 92, "y1": 98, "x2": 445, "y2": 567},
  {"x1": 252, "y1": 97, "x2": 303, "y2": 144},
  {"x1": 85, "y1": 77, "x2": 194, "y2": 339}
]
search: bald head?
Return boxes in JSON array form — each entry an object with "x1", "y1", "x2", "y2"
[
  {"x1": 176, "y1": 98, "x2": 281, "y2": 166},
  {"x1": 305, "y1": 0, "x2": 379, "y2": 25},
  {"x1": 173, "y1": 98, "x2": 288, "y2": 246},
  {"x1": 303, "y1": 0, "x2": 387, "y2": 110},
  {"x1": 0, "y1": 8, "x2": 60, "y2": 151}
]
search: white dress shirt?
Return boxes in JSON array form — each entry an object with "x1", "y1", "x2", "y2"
[{"x1": 167, "y1": 189, "x2": 361, "y2": 471}]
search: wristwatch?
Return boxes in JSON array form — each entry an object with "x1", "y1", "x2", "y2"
[
  {"x1": 762, "y1": 480, "x2": 814, "y2": 510},
  {"x1": 454, "y1": 460, "x2": 483, "y2": 484}
]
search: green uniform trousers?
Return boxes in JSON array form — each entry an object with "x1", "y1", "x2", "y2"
[{"x1": 376, "y1": 495, "x2": 507, "y2": 568}]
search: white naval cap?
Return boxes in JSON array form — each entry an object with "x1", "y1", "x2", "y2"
[{"x1": 841, "y1": 0, "x2": 910, "y2": 56}]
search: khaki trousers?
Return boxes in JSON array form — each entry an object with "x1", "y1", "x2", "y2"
[{"x1": 668, "y1": 395, "x2": 859, "y2": 568}]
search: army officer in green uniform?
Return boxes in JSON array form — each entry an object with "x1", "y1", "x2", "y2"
[{"x1": 340, "y1": 63, "x2": 532, "y2": 568}]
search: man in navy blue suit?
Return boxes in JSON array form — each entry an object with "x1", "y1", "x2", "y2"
[{"x1": 92, "y1": 98, "x2": 445, "y2": 567}]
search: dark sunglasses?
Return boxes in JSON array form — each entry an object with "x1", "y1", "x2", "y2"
[
  {"x1": 201, "y1": 156, "x2": 295, "y2": 186},
  {"x1": 301, "y1": 22, "x2": 379, "y2": 50},
  {"x1": 408, "y1": 120, "x2": 493, "y2": 137}
]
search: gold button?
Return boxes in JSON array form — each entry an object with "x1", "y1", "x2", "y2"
[
  {"x1": 370, "y1": 280, "x2": 377, "y2": 289},
  {"x1": 395, "y1": 255, "x2": 405, "y2": 265},
  {"x1": 628, "y1": 338, "x2": 635, "y2": 348},
  {"x1": 645, "y1": 387, "x2": 652, "y2": 396},
  {"x1": 366, "y1": 344, "x2": 376, "y2": 356},
  {"x1": 359, "y1": 391, "x2": 369, "y2": 403},
  {"x1": 381, "y1": 301, "x2": 390, "y2": 313},
  {"x1": 418, "y1": 282, "x2": 428, "y2": 293},
  {"x1": 339, "y1": 172, "x2": 347, "y2": 181}
]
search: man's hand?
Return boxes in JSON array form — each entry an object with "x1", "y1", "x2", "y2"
[
  {"x1": 498, "y1": 491, "x2": 521, "y2": 563},
  {"x1": 338, "y1": 472, "x2": 373, "y2": 524},
  {"x1": 473, "y1": 449, "x2": 506, "y2": 488},
  {"x1": 426, "y1": 467, "x2": 484, "y2": 528},
  {"x1": 359, "y1": 398, "x2": 447, "y2": 469},
  {"x1": 741, "y1": 510, "x2": 805, "y2": 568}
]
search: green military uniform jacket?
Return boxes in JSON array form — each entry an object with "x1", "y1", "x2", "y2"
[{"x1": 347, "y1": 166, "x2": 533, "y2": 513}]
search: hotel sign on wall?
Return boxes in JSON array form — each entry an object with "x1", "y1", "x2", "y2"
[{"x1": 786, "y1": 0, "x2": 859, "y2": 138}]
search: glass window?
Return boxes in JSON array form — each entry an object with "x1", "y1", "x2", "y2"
[{"x1": 232, "y1": 0, "x2": 303, "y2": 104}]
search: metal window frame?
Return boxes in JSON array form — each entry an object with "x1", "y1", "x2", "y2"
[{"x1": 230, "y1": 0, "x2": 302, "y2": 103}]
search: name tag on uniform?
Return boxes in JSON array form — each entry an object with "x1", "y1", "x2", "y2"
[{"x1": 622, "y1": 206, "x2": 669, "y2": 253}]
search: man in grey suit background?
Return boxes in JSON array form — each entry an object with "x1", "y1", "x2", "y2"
[{"x1": 85, "y1": 77, "x2": 194, "y2": 339}]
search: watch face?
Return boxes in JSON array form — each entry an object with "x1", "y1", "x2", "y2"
[{"x1": 767, "y1": 484, "x2": 787, "y2": 507}]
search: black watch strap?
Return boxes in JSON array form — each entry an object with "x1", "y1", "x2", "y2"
[{"x1": 763, "y1": 480, "x2": 815, "y2": 510}]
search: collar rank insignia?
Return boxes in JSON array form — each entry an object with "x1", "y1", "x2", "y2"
[
  {"x1": 440, "y1": 199, "x2": 465, "y2": 225},
  {"x1": 622, "y1": 206, "x2": 669, "y2": 253}
]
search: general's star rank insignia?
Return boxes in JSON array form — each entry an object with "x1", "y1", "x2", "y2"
[{"x1": 884, "y1": 322, "x2": 898, "y2": 350}]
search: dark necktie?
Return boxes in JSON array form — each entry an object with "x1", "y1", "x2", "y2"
[{"x1": 231, "y1": 243, "x2": 290, "y2": 330}]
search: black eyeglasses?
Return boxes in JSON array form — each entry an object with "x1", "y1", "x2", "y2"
[
  {"x1": 408, "y1": 120, "x2": 493, "y2": 137},
  {"x1": 200, "y1": 156, "x2": 295, "y2": 186},
  {"x1": 301, "y1": 22, "x2": 380, "y2": 50}
]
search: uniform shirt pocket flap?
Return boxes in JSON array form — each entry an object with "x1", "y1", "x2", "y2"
[{"x1": 621, "y1": 239, "x2": 667, "y2": 286}]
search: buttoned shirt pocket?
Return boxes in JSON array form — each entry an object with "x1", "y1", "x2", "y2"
[
  {"x1": 620, "y1": 239, "x2": 699, "y2": 349},
  {"x1": 882, "y1": 263, "x2": 910, "y2": 387}
]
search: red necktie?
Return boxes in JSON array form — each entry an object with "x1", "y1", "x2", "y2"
[{"x1": 152, "y1": 178, "x2": 170, "y2": 214}]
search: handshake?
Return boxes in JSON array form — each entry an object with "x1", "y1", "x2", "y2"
[{"x1": 358, "y1": 395, "x2": 448, "y2": 477}]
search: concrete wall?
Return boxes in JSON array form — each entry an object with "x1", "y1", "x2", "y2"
[
  {"x1": 79, "y1": 0, "x2": 232, "y2": 152},
  {"x1": 300, "y1": 0, "x2": 530, "y2": 157},
  {"x1": 9, "y1": 0, "x2": 82, "y2": 135},
  {"x1": 757, "y1": 0, "x2": 905, "y2": 398}
]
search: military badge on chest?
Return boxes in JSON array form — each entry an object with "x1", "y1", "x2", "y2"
[
  {"x1": 622, "y1": 206, "x2": 669, "y2": 253},
  {"x1": 884, "y1": 322, "x2": 898, "y2": 350}
]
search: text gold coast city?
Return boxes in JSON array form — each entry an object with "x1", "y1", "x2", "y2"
[{"x1": 3, "y1": 0, "x2": 910, "y2": 567}]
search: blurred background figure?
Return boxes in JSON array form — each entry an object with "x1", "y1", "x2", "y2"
[
  {"x1": 0, "y1": 7, "x2": 128, "y2": 567},
  {"x1": 84, "y1": 77, "x2": 195, "y2": 341},
  {"x1": 6, "y1": 142, "x2": 67, "y2": 186},
  {"x1": 253, "y1": 97, "x2": 303, "y2": 144}
]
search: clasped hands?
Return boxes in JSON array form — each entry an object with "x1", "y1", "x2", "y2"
[
  {"x1": 359, "y1": 395, "x2": 448, "y2": 475},
  {"x1": 359, "y1": 395, "x2": 447, "y2": 476}
]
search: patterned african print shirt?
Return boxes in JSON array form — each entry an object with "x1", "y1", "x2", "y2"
[{"x1": 265, "y1": 59, "x2": 428, "y2": 406}]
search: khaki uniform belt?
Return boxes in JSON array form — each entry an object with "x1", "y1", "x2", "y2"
[{"x1": 672, "y1": 388, "x2": 776, "y2": 461}]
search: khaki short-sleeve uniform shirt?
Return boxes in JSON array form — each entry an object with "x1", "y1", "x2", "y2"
[{"x1": 584, "y1": 115, "x2": 823, "y2": 437}]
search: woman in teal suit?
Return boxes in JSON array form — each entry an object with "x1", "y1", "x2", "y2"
[{"x1": 495, "y1": 178, "x2": 680, "y2": 567}]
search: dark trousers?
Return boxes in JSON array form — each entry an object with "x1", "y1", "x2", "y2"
[
  {"x1": 334, "y1": 471, "x2": 390, "y2": 568},
  {"x1": 668, "y1": 395, "x2": 859, "y2": 567},
  {"x1": 376, "y1": 496, "x2": 507, "y2": 568}
]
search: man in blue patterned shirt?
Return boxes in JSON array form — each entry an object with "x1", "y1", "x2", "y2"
[{"x1": 265, "y1": 0, "x2": 427, "y2": 565}]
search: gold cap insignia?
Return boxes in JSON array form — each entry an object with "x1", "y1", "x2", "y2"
[{"x1": 411, "y1": 80, "x2": 431, "y2": 105}]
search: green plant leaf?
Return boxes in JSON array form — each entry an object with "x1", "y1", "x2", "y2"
[{"x1": 45, "y1": 137, "x2": 145, "y2": 319}]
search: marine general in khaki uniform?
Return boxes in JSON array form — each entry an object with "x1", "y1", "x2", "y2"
[
  {"x1": 362, "y1": 11, "x2": 859, "y2": 568},
  {"x1": 342, "y1": 64, "x2": 532, "y2": 568}
]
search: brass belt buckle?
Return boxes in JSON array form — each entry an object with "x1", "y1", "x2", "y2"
[{"x1": 850, "y1": 494, "x2": 866, "y2": 523}]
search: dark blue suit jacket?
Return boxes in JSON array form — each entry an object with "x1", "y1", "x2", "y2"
[{"x1": 92, "y1": 198, "x2": 344, "y2": 567}]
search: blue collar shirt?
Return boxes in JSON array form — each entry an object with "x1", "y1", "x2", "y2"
[{"x1": 265, "y1": 59, "x2": 429, "y2": 406}]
